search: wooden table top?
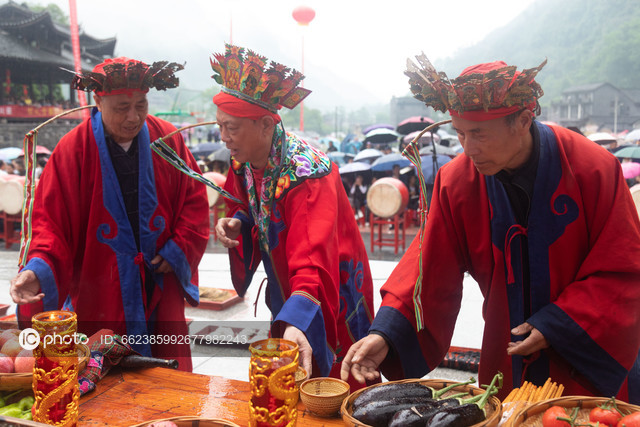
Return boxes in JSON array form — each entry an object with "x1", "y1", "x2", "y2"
[{"x1": 78, "y1": 366, "x2": 345, "y2": 426}]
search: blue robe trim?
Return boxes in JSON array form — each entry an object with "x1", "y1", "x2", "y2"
[
  {"x1": 159, "y1": 239, "x2": 198, "y2": 305},
  {"x1": 273, "y1": 294, "x2": 333, "y2": 377},
  {"x1": 91, "y1": 108, "x2": 151, "y2": 356},
  {"x1": 339, "y1": 259, "x2": 371, "y2": 342},
  {"x1": 370, "y1": 306, "x2": 430, "y2": 378},
  {"x1": 23, "y1": 257, "x2": 58, "y2": 311},
  {"x1": 528, "y1": 303, "x2": 627, "y2": 397},
  {"x1": 628, "y1": 350, "x2": 640, "y2": 404}
]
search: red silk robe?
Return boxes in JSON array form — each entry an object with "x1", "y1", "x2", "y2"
[
  {"x1": 372, "y1": 122, "x2": 640, "y2": 403},
  {"x1": 18, "y1": 108, "x2": 210, "y2": 371},
  {"x1": 224, "y1": 130, "x2": 375, "y2": 388}
]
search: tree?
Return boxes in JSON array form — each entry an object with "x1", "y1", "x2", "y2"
[{"x1": 28, "y1": 3, "x2": 69, "y2": 25}]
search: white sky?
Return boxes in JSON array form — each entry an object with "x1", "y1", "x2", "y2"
[{"x1": 40, "y1": 0, "x2": 537, "y2": 110}]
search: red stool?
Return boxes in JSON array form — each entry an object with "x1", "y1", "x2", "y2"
[
  {"x1": 369, "y1": 211, "x2": 407, "y2": 255},
  {"x1": 2, "y1": 212, "x2": 22, "y2": 249}
]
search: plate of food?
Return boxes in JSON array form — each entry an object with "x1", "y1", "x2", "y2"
[{"x1": 341, "y1": 376, "x2": 502, "y2": 427}]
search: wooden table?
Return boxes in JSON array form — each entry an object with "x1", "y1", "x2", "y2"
[{"x1": 78, "y1": 366, "x2": 345, "y2": 426}]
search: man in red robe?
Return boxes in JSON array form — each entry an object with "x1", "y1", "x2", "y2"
[
  {"x1": 10, "y1": 57, "x2": 210, "y2": 371},
  {"x1": 341, "y1": 57, "x2": 640, "y2": 404},
  {"x1": 212, "y1": 44, "x2": 375, "y2": 388}
]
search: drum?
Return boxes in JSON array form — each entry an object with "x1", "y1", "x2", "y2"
[
  {"x1": 366, "y1": 177, "x2": 409, "y2": 218},
  {"x1": 202, "y1": 172, "x2": 227, "y2": 207},
  {"x1": 0, "y1": 175, "x2": 26, "y2": 215}
]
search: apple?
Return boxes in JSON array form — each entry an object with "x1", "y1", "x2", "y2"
[
  {"x1": 1, "y1": 338, "x2": 22, "y2": 359},
  {"x1": 13, "y1": 349, "x2": 34, "y2": 373},
  {"x1": 0, "y1": 329, "x2": 20, "y2": 348},
  {"x1": 0, "y1": 353, "x2": 14, "y2": 373}
]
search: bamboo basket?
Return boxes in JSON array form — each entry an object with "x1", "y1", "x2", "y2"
[
  {"x1": 341, "y1": 378, "x2": 502, "y2": 427},
  {"x1": 509, "y1": 396, "x2": 640, "y2": 427},
  {"x1": 0, "y1": 343, "x2": 90, "y2": 390},
  {"x1": 129, "y1": 416, "x2": 240, "y2": 427}
]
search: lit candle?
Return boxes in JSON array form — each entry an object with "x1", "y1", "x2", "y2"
[{"x1": 31, "y1": 310, "x2": 79, "y2": 427}]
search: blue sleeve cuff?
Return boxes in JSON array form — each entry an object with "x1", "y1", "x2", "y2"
[
  {"x1": 274, "y1": 294, "x2": 334, "y2": 377},
  {"x1": 158, "y1": 239, "x2": 199, "y2": 305},
  {"x1": 23, "y1": 257, "x2": 58, "y2": 311},
  {"x1": 229, "y1": 211, "x2": 256, "y2": 297},
  {"x1": 528, "y1": 303, "x2": 627, "y2": 397},
  {"x1": 370, "y1": 306, "x2": 430, "y2": 378}
]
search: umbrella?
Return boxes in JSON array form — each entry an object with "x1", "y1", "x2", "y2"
[
  {"x1": 208, "y1": 146, "x2": 231, "y2": 163},
  {"x1": 625, "y1": 129, "x2": 640, "y2": 143},
  {"x1": 364, "y1": 128, "x2": 400, "y2": 145},
  {"x1": 339, "y1": 161, "x2": 372, "y2": 175},
  {"x1": 420, "y1": 154, "x2": 452, "y2": 184},
  {"x1": 353, "y1": 148, "x2": 383, "y2": 163},
  {"x1": 327, "y1": 151, "x2": 354, "y2": 167},
  {"x1": 0, "y1": 147, "x2": 22, "y2": 160},
  {"x1": 371, "y1": 153, "x2": 412, "y2": 172},
  {"x1": 419, "y1": 143, "x2": 458, "y2": 157},
  {"x1": 190, "y1": 142, "x2": 225, "y2": 157},
  {"x1": 362, "y1": 123, "x2": 394, "y2": 135},
  {"x1": 615, "y1": 146, "x2": 640, "y2": 160},
  {"x1": 622, "y1": 162, "x2": 640, "y2": 179},
  {"x1": 396, "y1": 116, "x2": 435, "y2": 135},
  {"x1": 587, "y1": 132, "x2": 616, "y2": 145},
  {"x1": 403, "y1": 130, "x2": 441, "y2": 145}
]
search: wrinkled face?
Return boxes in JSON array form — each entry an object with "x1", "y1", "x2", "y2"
[
  {"x1": 95, "y1": 91, "x2": 148, "y2": 144},
  {"x1": 452, "y1": 111, "x2": 532, "y2": 175},
  {"x1": 216, "y1": 109, "x2": 273, "y2": 168}
]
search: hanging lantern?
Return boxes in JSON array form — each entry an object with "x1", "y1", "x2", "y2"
[{"x1": 292, "y1": 5, "x2": 315, "y2": 26}]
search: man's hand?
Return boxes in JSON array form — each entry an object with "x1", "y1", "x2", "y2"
[
  {"x1": 507, "y1": 322, "x2": 550, "y2": 356},
  {"x1": 340, "y1": 334, "x2": 388, "y2": 384},
  {"x1": 151, "y1": 255, "x2": 173, "y2": 273},
  {"x1": 10, "y1": 270, "x2": 44, "y2": 305},
  {"x1": 283, "y1": 325, "x2": 313, "y2": 378},
  {"x1": 215, "y1": 217, "x2": 241, "y2": 248}
]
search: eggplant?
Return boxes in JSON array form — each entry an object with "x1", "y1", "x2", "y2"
[
  {"x1": 425, "y1": 403, "x2": 485, "y2": 427},
  {"x1": 388, "y1": 398, "x2": 463, "y2": 427}
]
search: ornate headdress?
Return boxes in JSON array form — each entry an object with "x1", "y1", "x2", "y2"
[
  {"x1": 70, "y1": 57, "x2": 184, "y2": 96},
  {"x1": 210, "y1": 44, "x2": 311, "y2": 114},
  {"x1": 405, "y1": 54, "x2": 547, "y2": 121}
]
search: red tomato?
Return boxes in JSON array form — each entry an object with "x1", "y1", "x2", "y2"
[
  {"x1": 591, "y1": 407, "x2": 623, "y2": 427},
  {"x1": 543, "y1": 406, "x2": 572, "y2": 427},
  {"x1": 617, "y1": 412, "x2": 640, "y2": 427}
]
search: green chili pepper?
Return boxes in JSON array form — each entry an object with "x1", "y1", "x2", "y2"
[
  {"x1": 17, "y1": 396, "x2": 34, "y2": 412},
  {"x1": 19, "y1": 409, "x2": 33, "y2": 420},
  {"x1": 0, "y1": 406, "x2": 22, "y2": 418}
]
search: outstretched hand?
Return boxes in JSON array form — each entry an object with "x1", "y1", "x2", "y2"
[
  {"x1": 283, "y1": 324, "x2": 313, "y2": 378},
  {"x1": 215, "y1": 217, "x2": 242, "y2": 248},
  {"x1": 340, "y1": 334, "x2": 388, "y2": 384},
  {"x1": 10, "y1": 270, "x2": 44, "y2": 305},
  {"x1": 507, "y1": 322, "x2": 549, "y2": 356}
]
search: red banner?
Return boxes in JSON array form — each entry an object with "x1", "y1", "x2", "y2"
[
  {"x1": 0, "y1": 105, "x2": 84, "y2": 119},
  {"x1": 69, "y1": 0, "x2": 89, "y2": 120}
]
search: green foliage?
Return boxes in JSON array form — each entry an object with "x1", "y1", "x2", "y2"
[
  {"x1": 437, "y1": 0, "x2": 640, "y2": 106},
  {"x1": 28, "y1": 3, "x2": 69, "y2": 25}
]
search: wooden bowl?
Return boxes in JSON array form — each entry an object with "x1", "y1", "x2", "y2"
[
  {"x1": 509, "y1": 396, "x2": 640, "y2": 427},
  {"x1": 341, "y1": 378, "x2": 502, "y2": 427},
  {"x1": 299, "y1": 377, "x2": 350, "y2": 418},
  {"x1": 0, "y1": 343, "x2": 90, "y2": 391},
  {"x1": 295, "y1": 366, "x2": 308, "y2": 388},
  {"x1": 129, "y1": 416, "x2": 240, "y2": 427}
]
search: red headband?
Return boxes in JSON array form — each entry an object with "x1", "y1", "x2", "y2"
[
  {"x1": 213, "y1": 92, "x2": 281, "y2": 123},
  {"x1": 92, "y1": 57, "x2": 150, "y2": 97},
  {"x1": 448, "y1": 61, "x2": 536, "y2": 122}
]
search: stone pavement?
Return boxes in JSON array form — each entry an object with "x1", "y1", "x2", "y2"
[{"x1": 0, "y1": 231, "x2": 485, "y2": 384}]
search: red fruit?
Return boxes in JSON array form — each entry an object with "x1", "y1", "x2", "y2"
[
  {"x1": 542, "y1": 406, "x2": 572, "y2": 427},
  {"x1": 617, "y1": 412, "x2": 640, "y2": 427},
  {"x1": 13, "y1": 348, "x2": 35, "y2": 373},
  {"x1": 0, "y1": 329, "x2": 20, "y2": 348},
  {"x1": 0, "y1": 338, "x2": 22, "y2": 359},
  {"x1": 0, "y1": 353, "x2": 15, "y2": 373},
  {"x1": 590, "y1": 406, "x2": 623, "y2": 427}
]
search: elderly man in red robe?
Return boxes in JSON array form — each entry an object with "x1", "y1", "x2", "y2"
[
  {"x1": 212, "y1": 44, "x2": 375, "y2": 388},
  {"x1": 10, "y1": 57, "x2": 210, "y2": 371},
  {"x1": 341, "y1": 57, "x2": 640, "y2": 404}
]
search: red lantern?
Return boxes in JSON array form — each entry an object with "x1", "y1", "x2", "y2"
[{"x1": 292, "y1": 5, "x2": 315, "y2": 26}]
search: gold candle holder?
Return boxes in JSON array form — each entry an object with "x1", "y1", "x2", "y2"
[
  {"x1": 248, "y1": 338, "x2": 299, "y2": 427},
  {"x1": 31, "y1": 310, "x2": 79, "y2": 427}
]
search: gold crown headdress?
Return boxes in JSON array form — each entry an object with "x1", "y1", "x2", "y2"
[
  {"x1": 210, "y1": 44, "x2": 311, "y2": 113},
  {"x1": 69, "y1": 57, "x2": 184, "y2": 96},
  {"x1": 405, "y1": 54, "x2": 547, "y2": 116}
]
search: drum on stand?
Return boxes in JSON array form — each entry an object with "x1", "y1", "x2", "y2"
[
  {"x1": 0, "y1": 175, "x2": 26, "y2": 215},
  {"x1": 366, "y1": 177, "x2": 409, "y2": 218},
  {"x1": 202, "y1": 172, "x2": 227, "y2": 207}
]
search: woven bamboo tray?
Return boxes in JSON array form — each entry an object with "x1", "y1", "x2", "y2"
[
  {"x1": 129, "y1": 416, "x2": 240, "y2": 427},
  {"x1": 341, "y1": 378, "x2": 502, "y2": 427},
  {"x1": 0, "y1": 343, "x2": 90, "y2": 391},
  {"x1": 509, "y1": 396, "x2": 640, "y2": 427}
]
